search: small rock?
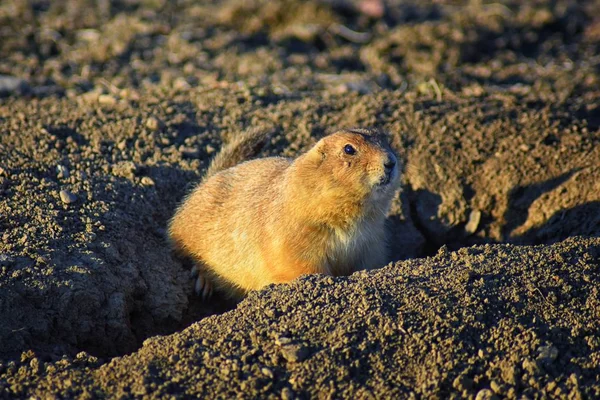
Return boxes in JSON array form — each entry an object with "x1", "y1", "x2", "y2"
[
  {"x1": 475, "y1": 388, "x2": 497, "y2": 400},
  {"x1": 465, "y1": 209, "x2": 481, "y2": 235},
  {"x1": 0, "y1": 75, "x2": 30, "y2": 97},
  {"x1": 56, "y1": 165, "x2": 70, "y2": 179},
  {"x1": 141, "y1": 176, "x2": 155, "y2": 186},
  {"x1": 490, "y1": 380, "x2": 502, "y2": 394},
  {"x1": 358, "y1": 0, "x2": 385, "y2": 18},
  {"x1": 275, "y1": 336, "x2": 292, "y2": 346},
  {"x1": 36, "y1": 256, "x2": 49, "y2": 265},
  {"x1": 537, "y1": 345, "x2": 558, "y2": 364},
  {"x1": 264, "y1": 308, "x2": 276, "y2": 318},
  {"x1": 98, "y1": 94, "x2": 117, "y2": 106},
  {"x1": 261, "y1": 367, "x2": 274, "y2": 379},
  {"x1": 0, "y1": 166, "x2": 5, "y2": 176},
  {"x1": 145, "y1": 116, "x2": 163, "y2": 131},
  {"x1": 59, "y1": 190, "x2": 77, "y2": 204},
  {"x1": 281, "y1": 387, "x2": 294, "y2": 400},
  {"x1": 569, "y1": 373, "x2": 578, "y2": 386},
  {"x1": 280, "y1": 344, "x2": 309, "y2": 363},
  {"x1": 205, "y1": 144, "x2": 216, "y2": 154}
]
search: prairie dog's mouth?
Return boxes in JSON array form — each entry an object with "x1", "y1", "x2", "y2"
[
  {"x1": 379, "y1": 173, "x2": 392, "y2": 186},
  {"x1": 376, "y1": 168, "x2": 395, "y2": 188}
]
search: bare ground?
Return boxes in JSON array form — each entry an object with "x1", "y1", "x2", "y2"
[{"x1": 1, "y1": 0, "x2": 599, "y2": 398}]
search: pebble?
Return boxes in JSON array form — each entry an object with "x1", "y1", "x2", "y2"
[
  {"x1": 490, "y1": 381, "x2": 502, "y2": 394},
  {"x1": 264, "y1": 308, "x2": 276, "y2": 318},
  {"x1": 0, "y1": 75, "x2": 30, "y2": 96},
  {"x1": 275, "y1": 336, "x2": 292, "y2": 346},
  {"x1": 261, "y1": 367, "x2": 274, "y2": 379},
  {"x1": 475, "y1": 388, "x2": 497, "y2": 400},
  {"x1": 465, "y1": 209, "x2": 481, "y2": 235},
  {"x1": 36, "y1": 256, "x2": 49, "y2": 265},
  {"x1": 281, "y1": 387, "x2": 294, "y2": 400},
  {"x1": 98, "y1": 94, "x2": 117, "y2": 106},
  {"x1": 358, "y1": 0, "x2": 385, "y2": 18},
  {"x1": 280, "y1": 344, "x2": 309, "y2": 363},
  {"x1": 56, "y1": 165, "x2": 70, "y2": 179},
  {"x1": 145, "y1": 116, "x2": 163, "y2": 131},
  {"x1": 59, "y1": 190, "x2": 77, "y2": 204},
  {"x1": 141, "y1": 176, "x2": 155, "y2": 186},
  {"x1": 537, "y1": 345, "x2": 558, "y2": 364}
]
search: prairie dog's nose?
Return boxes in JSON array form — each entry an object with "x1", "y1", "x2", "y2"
[{"x1": 384, "y1": 155, "x2": 396, "y2": 170}]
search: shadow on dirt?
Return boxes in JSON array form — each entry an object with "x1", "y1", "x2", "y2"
[
  {"x1": 502, "y1": 169, "x2": 582, "y2": 240},
  {"x1": 397, "y1": 168, "x2": 600, "y2": 259},
  {"x1": 511, "y1": 201, "x2": 600, "y2": 245},
  {"x1": 0, "y1": 159, "x2": 243, "y2": 361}
]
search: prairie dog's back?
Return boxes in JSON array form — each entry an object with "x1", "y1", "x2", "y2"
[{"x1": 169, "y1": 157, "x2": 291, "y2": 291}]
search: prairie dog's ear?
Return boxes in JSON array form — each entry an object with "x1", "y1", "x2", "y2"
[
  {"x1": 316, "y1": 140, "x2": 328, "y2": 163},
  {"x1": 302, "y1": 139, "x2": 327, "y2": 168}
]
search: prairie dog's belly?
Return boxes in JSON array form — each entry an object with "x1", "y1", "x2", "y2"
[{"x1": 326, "y1": 218, "x2": 385, "y2": 275}]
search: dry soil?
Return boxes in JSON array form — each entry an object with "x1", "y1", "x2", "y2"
[{"x1": 1, "y1": 0, "x2": 599, "y2": 398}]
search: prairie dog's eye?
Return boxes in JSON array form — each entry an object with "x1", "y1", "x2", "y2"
[{"x1": 344, "y1": 144, "x2": 356, "y2": 155}]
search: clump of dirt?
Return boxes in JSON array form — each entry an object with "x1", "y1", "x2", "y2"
[{"x1": 1, "y1": 0, "x2": 599, "y2": 397}]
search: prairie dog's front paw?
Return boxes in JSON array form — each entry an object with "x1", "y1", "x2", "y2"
[{"x1": 190, "y1": 266, "x2": 213, "y2": 300}]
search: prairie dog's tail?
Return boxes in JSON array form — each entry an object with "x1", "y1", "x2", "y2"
[{"x1": 204, "y1": 128, "x2": 273, "y2": 179}]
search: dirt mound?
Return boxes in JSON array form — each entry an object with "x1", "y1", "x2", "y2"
[
  {"x1": 1, "y1": 0, "x2": 599, "y2": 397},
  {"x1": 3, "y1": 238, "x2": 600, "y2": 398}
]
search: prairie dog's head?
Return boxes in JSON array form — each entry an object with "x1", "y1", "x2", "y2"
[{"x1": 306, "y1": 128, "x2": 401, "y2": 205}]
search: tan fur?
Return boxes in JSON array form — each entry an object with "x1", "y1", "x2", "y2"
[{"x1": 169, "y1": 128, "x2": 401, "y2": 298}]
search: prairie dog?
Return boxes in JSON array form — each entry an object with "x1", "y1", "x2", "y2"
[{"x1": 169, "y1": 128, "x2": 401, "y2": 299}]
